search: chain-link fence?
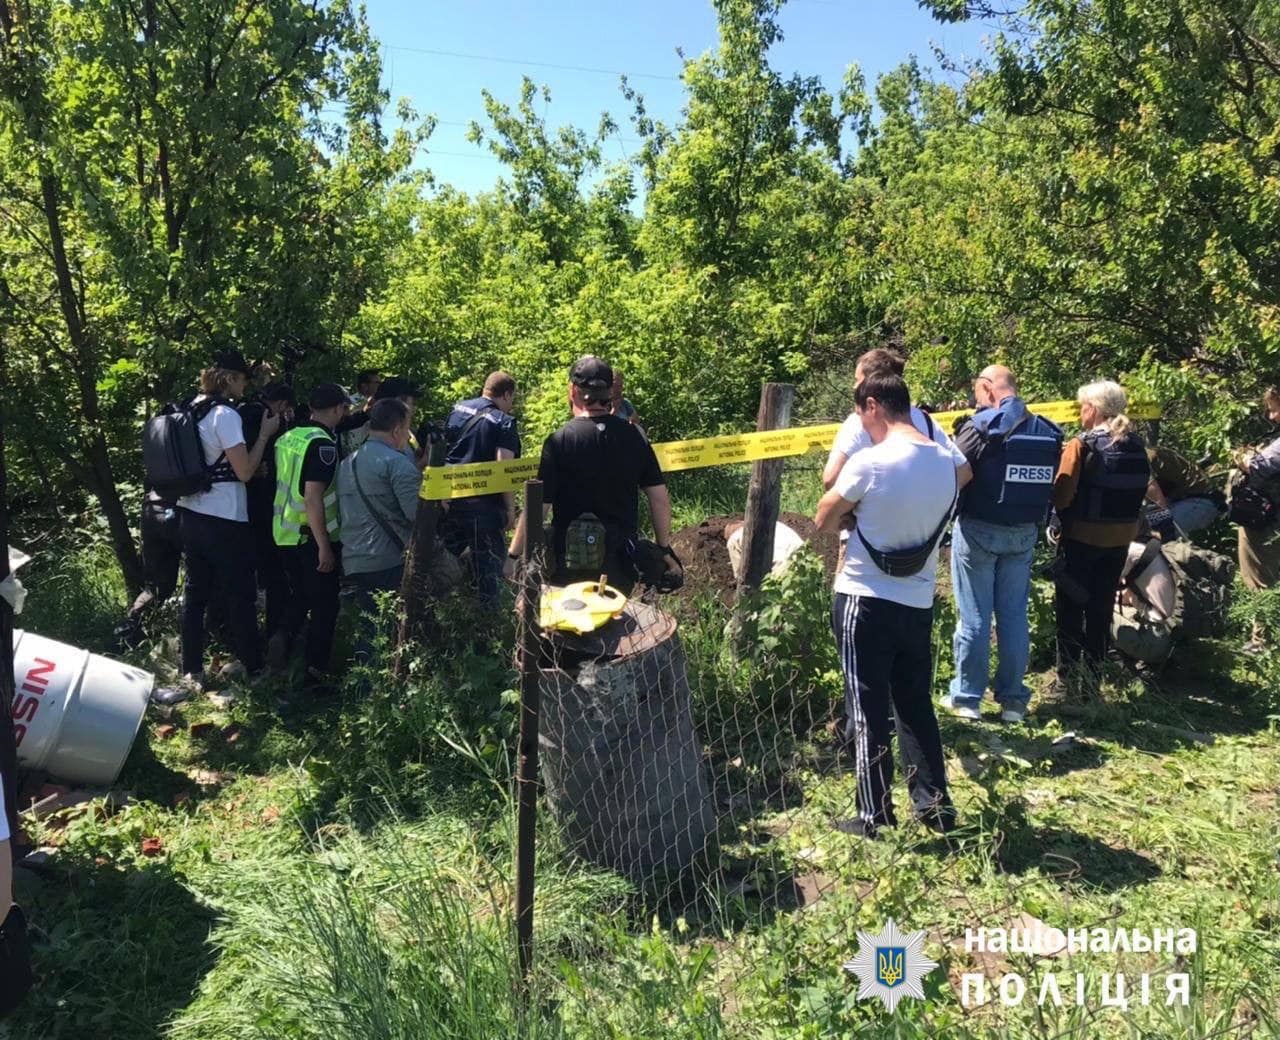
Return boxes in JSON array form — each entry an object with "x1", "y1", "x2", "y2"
[{"x1": 500, "y1": 469, "x2": 1174, "y2": 1038}]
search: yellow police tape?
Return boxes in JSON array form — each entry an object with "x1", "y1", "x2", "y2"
[{"x1": 420, "y1": 399, "x2": 1163, "y2": 501}]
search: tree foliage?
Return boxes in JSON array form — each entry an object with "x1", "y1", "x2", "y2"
[
  {"x1": 4, "y1": 0, "x2": 1278, "y2": 579},
  {"x1": 0, "y1": 0, "x2": 420, "y2": 590}
]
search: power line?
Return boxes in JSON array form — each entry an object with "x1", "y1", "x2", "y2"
[
  {"x1": 319, "y1": 107, "x2": 644, "y2": 146},
  {"x1": 424, "y1": 149, "x2": 499, "y2": 161},
  {"x1": 383, "y1": 43, "x2": 682, "y2": 83}
]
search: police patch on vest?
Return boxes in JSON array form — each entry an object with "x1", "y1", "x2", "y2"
[
  {"x1": 1004, "y1": 464, "x2": 1055, "y2": 484},
  {"x1": 318, "y1": 444, "x2": 337, "y2": 466}
]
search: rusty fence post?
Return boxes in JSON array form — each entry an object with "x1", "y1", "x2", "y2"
[{"x1": 514, "y1": 479, "x2": 544, "y2": 1002}]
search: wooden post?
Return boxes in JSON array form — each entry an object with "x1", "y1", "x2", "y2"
[
  {"x1": 514, "y1": 480, "x2": 543, "y2": 999},
  {"x1": 737, "y1": 382, "x2": 795, "y2": 599},
  {"x1": 395, "y1": 435, "x2": 448, "y2": 677}
]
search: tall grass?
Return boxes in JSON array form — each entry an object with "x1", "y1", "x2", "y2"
[
  {"x1": 168, "y1": 806, "x2": 638, "y2": 1040},
  {"x1": 17, "y1": 534, "x2": 127, "y2": 651}
]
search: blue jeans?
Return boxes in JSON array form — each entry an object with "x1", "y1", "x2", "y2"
[
  {"x1": 350, "y1": 564, "x2": 403, "y2": 664},
  {"x1": 441, "y1": 509, "x2": 507, "y2": 608},
  {"x1": 949, "y1": 516, "x2": 1039, "y2": 710}
]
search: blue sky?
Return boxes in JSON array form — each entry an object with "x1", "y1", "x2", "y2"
[{"x1": 360, "y1": 0, "x2": 993, "y2": 195}]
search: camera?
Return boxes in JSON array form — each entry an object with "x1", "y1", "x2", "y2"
[{"x1": 416, "y1": 419, "x2": 446, "y2": 448}]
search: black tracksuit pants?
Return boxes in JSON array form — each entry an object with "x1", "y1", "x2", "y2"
[
  {"x1": 247, "y1": 479, "x2": 288, "y2": 637},
  {"x1": 832, "y1": 592, "x2": 955, "y2": 835},
  {"x1": 280, "y1": 539, "x2": 342, "y2": 675}
]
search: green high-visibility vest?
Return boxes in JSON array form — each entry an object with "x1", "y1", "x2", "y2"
[{"x1": 273, "y1": 426, "x2": 341, "y2": 546}]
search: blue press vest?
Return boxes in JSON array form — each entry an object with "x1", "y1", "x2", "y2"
[{"x1": 962, "y1": 398, "x2": 1063, "y2": 527}]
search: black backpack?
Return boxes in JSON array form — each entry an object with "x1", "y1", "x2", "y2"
[
  {"x1": 142, "y1": 397, "x2": 225, "y2": 498},
  {"x1": 1076, "y1": 430, "x2": 1150, "y2": 523}
]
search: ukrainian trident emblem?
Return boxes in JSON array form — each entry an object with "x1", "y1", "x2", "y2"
[
  {"x1": 876, "y1": 946, "x2": 905, "y2": 988},
  {"x1": 844, "y1": 919, "x2": 938, "y2": 1012}
]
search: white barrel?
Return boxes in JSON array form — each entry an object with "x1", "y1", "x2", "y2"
[{"x1": 11, "y1": 630, "x2": 154, "y2": 786}]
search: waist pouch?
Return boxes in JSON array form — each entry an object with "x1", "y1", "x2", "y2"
[
  {"x1": 857, "y1": 480, "x2": 958, "y2": 578},
  {"x1": 563, "y1": 513, "x2": 609, "y2": 572},
  {"x1": 1229, "y1": 478, "x2": 1278, "y2": 531},
  {"x1": 630, "y1": 540, "x2": 684, "y2": 593}
]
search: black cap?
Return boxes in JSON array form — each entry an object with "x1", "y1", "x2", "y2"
[
  {"x1": 212, "y1": 350, "x2": 251, "y2": 376},
  {"x1": 570, "y1": 355, "x2": 614, "y2": 401},
  {"x1": 260, "y1": 382, "x2": 295, "y2": 405},
  {"x1": 373, "y1": 376, "x2": 421, "y2": 401},
  {"x1": 309, "y1": 382, "x2": 353, "y2": 410}
]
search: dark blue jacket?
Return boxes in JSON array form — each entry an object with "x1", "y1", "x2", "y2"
[
  {"x1": 444, "y1": 397, "x2": 521, "y2": 517},
  {"x1": 956, "y1": 396, "x2": 1062, "y2": 526}
]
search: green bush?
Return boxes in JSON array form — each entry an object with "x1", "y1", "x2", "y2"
[
  {"x1": 308, "y1": 596, "x2": 520, "y2": 821},
  {"x1": 17, "y1": 530, "x2": 127, "y2": 652}
]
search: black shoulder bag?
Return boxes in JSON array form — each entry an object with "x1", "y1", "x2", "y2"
[
  {"x1": 856, "y1": 467, "x2": 959, "y2": 578},
  {"x1": 351, "y1": 449, "x2": 408, "y2": 553}
]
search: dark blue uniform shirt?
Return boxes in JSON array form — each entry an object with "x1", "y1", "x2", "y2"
[{"x1": 444, "y1": 397, "x2": 521, "y2": 517}]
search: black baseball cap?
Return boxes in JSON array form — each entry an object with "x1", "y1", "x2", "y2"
[
  {"x1": 373, "y1": 376, "x2": 422, "y2": 401},
  {"x1": 570, "y1": 356, "x2": 614, "y2": 399},
  {"x1": 212, "y1": 350, "x2": 251, "y2": 376},
  {"x1": 260, "y1": 382, "x2": 295, "y2": 405},
  {"x1": 309, "y1": 382, "x2": 353, "y2": 409}
]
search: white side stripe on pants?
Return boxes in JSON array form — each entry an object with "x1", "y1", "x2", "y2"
[{"x1": 839, "y1": 594, "x2": 875, "y2": 826}]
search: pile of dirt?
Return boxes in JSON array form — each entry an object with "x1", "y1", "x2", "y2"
[{"x1": 669, "y1": 512, "x2": 842, "y2": 606}]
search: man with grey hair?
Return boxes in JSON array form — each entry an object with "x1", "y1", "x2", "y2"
[
  {"x1": 337, "y1": 397, "x2": 421, "y2": 661},
  {"x1": 942, "y1": 364, "x2": 1062, "y2": 723}
]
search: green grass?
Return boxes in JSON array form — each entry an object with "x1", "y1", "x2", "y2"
[{"x1": 4, "y1": 529, "x2": 1279, "y2": 1039}]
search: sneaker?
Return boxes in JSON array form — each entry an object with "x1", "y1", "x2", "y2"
[
  {"x1": 939, "y1": 694, "x2": 981, "y2": 721},
  {"x1": 1000, "y1": 705, "x2": 1028, "y2": 724},
  {"x1": 152, "y1": 672, "x2": 207, "y2": 706},
  {"x1": 177, "y1": 672, "x2": 208, "y2": 695},
  {"x1": 833, "y1": 817, "x2": 878, "y2": 840},
  {"x1": 216, "y1": 660, "x2": 246, "y2": 683}
]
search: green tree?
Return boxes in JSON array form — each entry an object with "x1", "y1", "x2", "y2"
[
  {"x1": 0, "y1": 0, "x2": 420, "y2": 592},
  {"x1": 888, "y1": 0, "x2": 1280, "y2": 436}
]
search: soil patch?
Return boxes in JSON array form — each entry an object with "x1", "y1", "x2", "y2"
[{"x1": 669, "y1": 512, "x2": 842, "y2": 607}]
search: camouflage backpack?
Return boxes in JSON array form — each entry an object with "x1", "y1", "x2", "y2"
[
  {"x1": 1111, "y1": 604, "x2": 1175, "y2": 664},
  {"x1": 1162, "y1": 540, "x2": 1235, "y2": 640}
]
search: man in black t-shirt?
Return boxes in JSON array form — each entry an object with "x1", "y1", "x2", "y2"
[{"x1": 507, "y1": 356, "x2": 679, "y2": 593}]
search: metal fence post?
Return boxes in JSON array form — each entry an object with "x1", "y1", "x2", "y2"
[{"x1": 514, "y1": 479, "x2": 544, "y2": 1000}]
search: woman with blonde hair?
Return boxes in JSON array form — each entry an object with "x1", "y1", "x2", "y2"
[
  {"x1": 1049, "y1": 380, "x2": 1151, "y2": 695},
  {"x1": 176, "y1": 350, "x2": 280, "y2": 688}
]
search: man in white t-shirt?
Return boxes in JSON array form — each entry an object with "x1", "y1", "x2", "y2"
[
  {"x1": 816, "y1": 371, "x2": 970, "y2": 839},
  {"x1": 176, "y1": 351, "x2": 280, "y2": 685},
  {"x1": 822, "y1": 348, "x2": 970, "y2": 562}
]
